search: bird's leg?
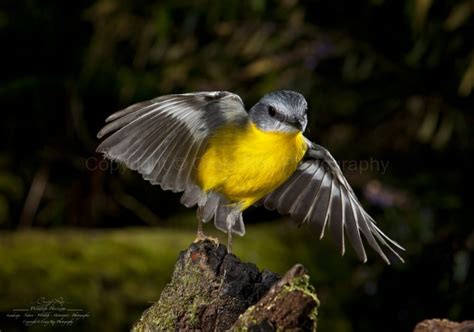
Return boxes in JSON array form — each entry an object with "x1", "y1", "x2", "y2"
[
  {"x1": 195, "y1": 206, "x2": 206, "y2": 241},
  {"x1": 194, "y1": 206, "x2": 219, "y2": 246},
  {"x1": 225, "y1": 207, "x2": 242, "y2": 254},
  {"x1": 227, "y1": 226, "x2": 233, "y2": 254}
]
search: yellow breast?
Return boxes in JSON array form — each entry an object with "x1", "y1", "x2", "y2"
[{"x1": 197, "y1": 122, "x2": 307, "y2": 209}]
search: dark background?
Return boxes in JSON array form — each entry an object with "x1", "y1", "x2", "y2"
[{"x1": 1, "y1": 0, "x2": 473, "y2": 331}]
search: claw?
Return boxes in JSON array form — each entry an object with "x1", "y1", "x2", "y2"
[{"x1": 193, "y1": 233, "x2": 219, "y2": 247}]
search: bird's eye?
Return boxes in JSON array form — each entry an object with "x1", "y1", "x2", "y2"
[{"x1": 268, "y1": 106, "x2": 276, "y2": 117}]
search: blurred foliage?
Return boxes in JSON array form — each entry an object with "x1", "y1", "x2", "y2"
[{"x1": 0, "y1": 0, "x2": 473, "y2": 331}]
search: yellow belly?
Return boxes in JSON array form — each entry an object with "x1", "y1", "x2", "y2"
[{"x1": 197, "y1": 122, "x2": 307, "y2": 209}]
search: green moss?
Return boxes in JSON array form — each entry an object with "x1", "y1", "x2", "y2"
[
  {"x1": 0, "y1": 221, "x2": 334, "y2": 331},
  {"x1": 0, "y1": 228, "x2": 193, "y2": 332},
  {"x1": 133, "y1": 247, "x2": 216, "y2": 330},
  {"x1": 283, "y1": 275, "x2": 319, "y2": 325},
  {"x1": 284, "y1": 275, "x2": 320, "y2": 305},
  {"x1": 188, "y1": 295, "x2": 203, "y2": 327}
]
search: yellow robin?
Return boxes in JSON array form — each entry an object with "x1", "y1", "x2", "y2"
[{"x1": 97, "y1": 90, "x2": 404, "y2": 264}]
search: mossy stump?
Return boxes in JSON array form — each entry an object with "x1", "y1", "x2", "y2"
[{"x1": 132, "y1": 240, "x2": 319, "y2": 331}]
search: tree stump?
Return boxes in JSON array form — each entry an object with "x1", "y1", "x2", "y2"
[
  {"x1": 132, "y1": 239, "x2": 319, "y2": 331},
  {"x1": 413, "y1": 319, "x2": 474, "y2": 332}
]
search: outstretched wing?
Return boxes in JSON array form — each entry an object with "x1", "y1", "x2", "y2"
[
  {"x1": 263, "y1": 139, "x2": 404, "y2": 264},
  {"x1": 96, "y1": 91, "x2": 248, "y2": 206}
]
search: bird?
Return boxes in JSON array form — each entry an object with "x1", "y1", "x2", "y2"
[{"x1": 96, "y1": 90, "x2": 404, "y2": 264}]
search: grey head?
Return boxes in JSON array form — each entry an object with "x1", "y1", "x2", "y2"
[{"x1": 248, "y1": 90, "x2": 308, "y2": 133}]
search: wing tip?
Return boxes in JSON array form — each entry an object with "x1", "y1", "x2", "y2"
[
  {"x1": 96, "y1": 124, "x2": 113, "y2": 139},
  {"x1": 105, "y1": 113, "x2": 118, "y2": 123},
  {"x1": 95, "y1": 141, "x2": 107, "y2": 154},
  {"x1": 378, "y1": 244, "x2": 405, "y2": 265}
]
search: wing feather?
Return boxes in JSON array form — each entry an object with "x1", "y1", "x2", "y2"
[
  {"x1": 328, "y1": 182, "x2": 344, "y2": 254},
  {"x1": 308, "y1": 171, "x2": 332, "y2": 238},
  {"x1": 344, "y1": 192, "x2": 367, "y2": 262},
  {"x1": 276, "y1": 163, "x2": 316, "y2": 215},
  {"x1": 263, "y1": 140, "x2": 404, "y2": 264},
  {"x1": 128, "y1": 115, "x2": 171, "y2": 170},
  {"x1": 97, "y1": 91, "x2": 248, "y2": 199},
  {"x1": 289, "y1": 164, "x2": 324, "y2": 222}
]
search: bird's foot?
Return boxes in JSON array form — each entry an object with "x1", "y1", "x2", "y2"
[{"x1": 193, "y1": 231, "x2": 219, "y2": 247}]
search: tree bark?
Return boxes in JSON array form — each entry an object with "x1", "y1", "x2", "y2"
[
  {"x1": 132, "y1": 239, "x2": 319, "y2": 331},
  {"x1": 413, "y1": 319, "x2": 474, "y2": 332}
]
